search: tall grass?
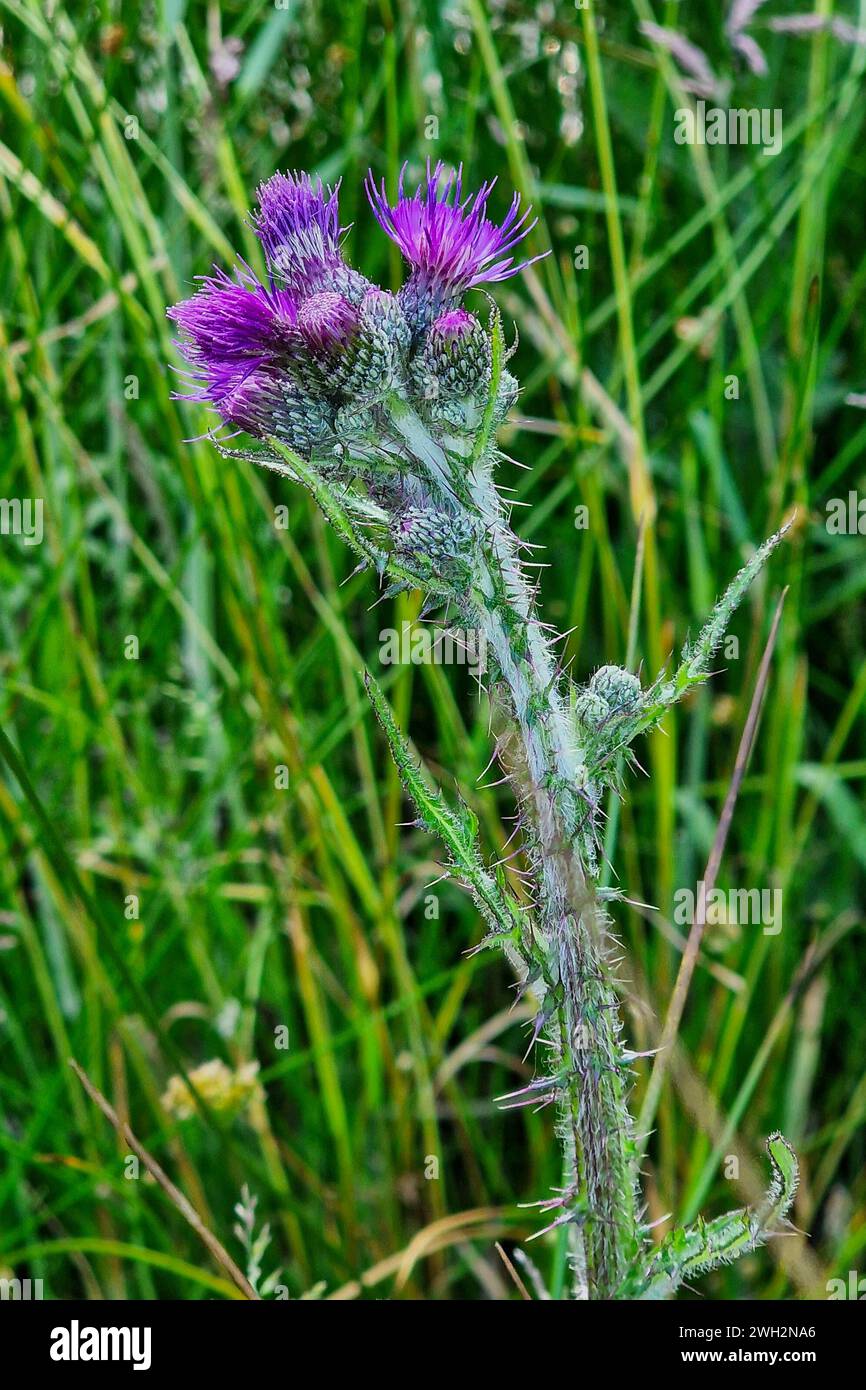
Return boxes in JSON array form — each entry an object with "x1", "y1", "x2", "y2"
[{"x1": 0, "y1": 1, "x2": 864, "y2": 1299}]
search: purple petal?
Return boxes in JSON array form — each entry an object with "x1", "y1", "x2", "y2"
[
  {"x1": 430, "y1": 307, "x2": 477, "y2": 343},
  {"x1": 252, "y1": 170, "x2": 362, "y2": 298},
  {"x1": 365, "y1": 159, "x2": 546, "y2": 300},
  {"x1": 217, "y1": 365, "x2": 287, "y2": 435},
  {"x1": 296, "y1": 291, "x2": 359, "y2": 356},
  {"x1": 167, "y1": 263, "x2": 301, "y2": 435},
  {"x1": 167, "y1": 264, "x2": 296, "y2": 368}
]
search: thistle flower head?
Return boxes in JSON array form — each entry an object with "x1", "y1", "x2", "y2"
[
  {"x1": 252, "y1": 170, "x2": 367, "y2": 301},
  {"x1": 174, "y1": 357, "x2": 333, "y2": 451},
  {"x1": 168, "y1": 265, "x2": 296, "y2": 367},
  {"x1": 297, "y1": 290, "x2": 359, "y2": 357},
  {"x1": 330, "y1": 288, "x2": 411, "y2": 403},
  {"x1": 213, "y1": 365, "x2": 288, "y2": 436},
  {"x1": 589, "y1": 665, "x2": 642, "y2": 713},
  {"x1": 167, "y1": 163, "x2": 528, "y2": 449},
  {"x1": 359, "y1": 287, "x2": 412, "y2": 350},
  {"x1": 393, "y1": 506, "x2": 478, "y2": 584},
  {"x1": 365, "y1": 160, "x2": 544, "y2": 326},
  {"x1": 412, "y1": 307, "x2": 492, "y2": 423},
  {"x1": 168, "y1": 266, "x2": 304, "y2": 435}
]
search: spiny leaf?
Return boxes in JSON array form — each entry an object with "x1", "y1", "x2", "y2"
[
  {"x1": 646, "y1": 520, "x2": 792, "y2": 715},
  {"x1": 583, "y1": 521, "x2": 793, "y2": 758},
  {"x1": 363, "y1": 671, "x2": 524, "y2": 943},
  {"x1": 470, "y1": 304, "x2": 505, "y2": 468},
  {"x1": 637, "y1": 1131, "x2": 799, "y2": 1299}
]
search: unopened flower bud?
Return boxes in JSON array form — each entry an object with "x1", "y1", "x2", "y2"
[
  {"x1": 573, "y1": 689, "x2": 610, "y2": 731},
  {"x1": 413, "y1": 309, "x2": 492, "y2": 413},
  {"x1": 589, "y1": 665, "x2": 642, "y2": 713},
  {"x1": 393, "y1": 506, "x2": 478, "y2": 583},
  {"x1": 274, "y1": 385, "x2": 334, "y2": 455},
  {"x1": 339, "y1": 288, "x2": 410, "y2": 401}
]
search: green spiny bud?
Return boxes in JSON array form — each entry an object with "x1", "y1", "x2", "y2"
[
  {"x1": 589, "y1": 665, "x2": 642, "y2": 713},
  {"x1": 274, "y1": 384, "x2": 334, "y2": 456},
  {"x1": 411, "y1": 309, "x2": 493, "y2": 430},
  {"x1": 341, "y1": 289, "x2": 410, "y2": 402},
  {"x1": 573, "y1": 689, "x2": 610, "y2": 731},
  {"x1": 425, "y1": 309, "x2": 491, "y2": 398},
  {"x1": 393, "y1": 505, "x2": 478, "y2": 584}
]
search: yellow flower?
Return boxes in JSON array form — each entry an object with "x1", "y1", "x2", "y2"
[{"x1": 161, "y1": 1059, "x2": 262, "y2": 1122}]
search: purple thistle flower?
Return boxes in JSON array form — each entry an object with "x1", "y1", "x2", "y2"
[
  {"x1": 216, "y1": 365, "x2": 288, "y2": 437},
  {"x1": 365, "y1": 160, "x2": 545, "y2": 327},
  {"x1": 171, "y1": 355, "x2": 281, "y2": 436},
  {"x1": 252, "y1": 170, "x2": 367, "y2": 301},
  {"x1": 214, "y1": 366, "x2": 333, "y2": 449},
  {"x1": 168, "y1": 264, "x2": 297, "y2": 369},
  {"x1": 175, "y1": 353, "x2": 333, "y2": 449},
  {"x1": 168, "y1": 265, "x2": 305, "y2": 438},
  {"x1": 296, "y1": 291, "x2": 359, "y2": 358}
]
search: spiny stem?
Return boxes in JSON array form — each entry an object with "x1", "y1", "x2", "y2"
[{"x1": 463, "y1": 467, "x2": 639, "y2": 1298}]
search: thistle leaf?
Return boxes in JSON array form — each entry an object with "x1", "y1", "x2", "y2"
[
  {"x1": 364, "y1": 671, "x2": 524, "y2": 943},
  {"x1": 649, "y1": 521, "x2": 791, "y2": 710},
  {"x1": 636, "y1": 1131, "x2": 799, "y2": 1299},
  {"x1": 585, "y1": 521, "x2": 793, "y2": 759},
  {"x1": 470, "y1": 304, "x2": 504, "y2": 468}
]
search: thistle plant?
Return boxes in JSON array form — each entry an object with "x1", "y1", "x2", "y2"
[{"x1": 168, "y1": 163, "x2": 798, "y2": 1300}]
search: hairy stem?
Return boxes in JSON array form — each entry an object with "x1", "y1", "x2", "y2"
[
  {"x1": 462, "y1": 465, "x2": 639, "y2": 1298},
  {"x1": 384, "y1": 392, "x2": 642, "y2": 1295}
]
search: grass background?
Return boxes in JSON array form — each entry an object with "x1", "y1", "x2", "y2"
[{"x1": 1, "y1": 0, "x2": 865, "y2": 1300}]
